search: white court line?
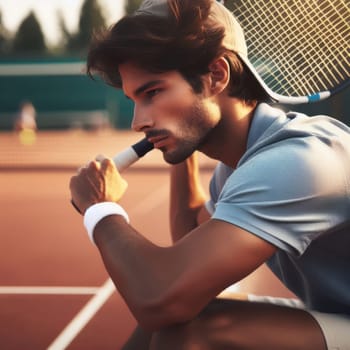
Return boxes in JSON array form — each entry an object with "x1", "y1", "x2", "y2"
[
  {"x1": 0, "y1": 286, "x2": 99, "y2": 295},
  {"x1": 46, "y1": 182, "x2": 168, "y2": 350},
  {"x1": 47, "y1": 279, "x2": 116, "y2": 350}
]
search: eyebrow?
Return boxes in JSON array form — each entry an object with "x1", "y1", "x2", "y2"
[{"x1": 125, "y1": 80, "x2": 165, "y2": 99}]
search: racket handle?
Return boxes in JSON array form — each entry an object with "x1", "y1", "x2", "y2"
[
  {"x1": 71, "y1": 138, "x2": 154, "y2": 214},
  {"x1": 112, "y1": 138, "x2": 154, "y2": 172}
]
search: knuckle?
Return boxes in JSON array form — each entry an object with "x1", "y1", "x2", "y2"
[
  {"x1": 88, "y1": 160, "x2": 97, "y2": 169},
  {"x1": 103, "y1": 157, "x2": 114, "y2": 167}
]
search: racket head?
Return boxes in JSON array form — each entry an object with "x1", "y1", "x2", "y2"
[{"x1": 228, "y1": 0, "x2": 350, "y2": 104}]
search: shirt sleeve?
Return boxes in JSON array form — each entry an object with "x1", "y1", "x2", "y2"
[
  {"x1": 207, "y1": 162, "x2": 234, "y2": 215},
  {"x1": 212, "y1": 136, "x2": 348, "y2": 256}
]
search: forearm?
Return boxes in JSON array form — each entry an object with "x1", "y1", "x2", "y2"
[
  {"x1": 94, "y1": 216, "x2": 161, "y2": 297},
  {"x1": 93, "y1": 215, "x2": 181, "y2": 329},
  {"x1": 85, "y1": 205, "x2": 274, "y2": 331},
  {"x1": 170, "y1": 153, "x2": 207, "y2": 242}
]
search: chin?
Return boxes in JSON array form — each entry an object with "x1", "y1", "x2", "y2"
[{"x1": 163, "y1": 148, "x2": 195, "y2": 164}]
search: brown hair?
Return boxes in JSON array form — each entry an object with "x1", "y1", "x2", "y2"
[{"x1": 87, "y1": 0, "x2": 268, "y2": 102}]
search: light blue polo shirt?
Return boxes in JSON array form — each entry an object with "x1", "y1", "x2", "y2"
[{"x1": 208, "y1": 103, "x2": 350, "y2": 314}]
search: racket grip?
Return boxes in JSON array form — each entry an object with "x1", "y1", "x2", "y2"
[
  {"x1": 112, "y1": 138, "x2": 154, "y2": 172},
  {"x1": 70, "y1": 138, "x2": 154, "y2": 214}
]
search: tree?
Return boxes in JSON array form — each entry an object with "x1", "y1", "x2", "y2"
[
  {"x1": 12, "y1": 11, "x2": 47, "y2": 54},
  {"x1": 68, "y1": 0, "x2": 106, "y2": 52},
  {"x1": 125, "y1": 0, "x2": 143, "y2": 15}
]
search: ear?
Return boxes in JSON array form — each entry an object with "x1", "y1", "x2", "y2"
[{"x1": 208, "y1": 57, "x2": 230, "y2": 95}]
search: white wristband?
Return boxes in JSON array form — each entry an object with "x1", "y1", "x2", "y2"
[{"x1": 83, "y1": 202, "x2": 130, "y2": 244}]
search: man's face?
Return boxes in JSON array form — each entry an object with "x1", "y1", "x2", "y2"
[{"x1": 119, "y1": 62, "x2": 220, "y2": 164}]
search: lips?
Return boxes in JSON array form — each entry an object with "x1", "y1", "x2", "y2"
[{"x1": 147, "y1": 135, "x2": 168, "y2": 148}]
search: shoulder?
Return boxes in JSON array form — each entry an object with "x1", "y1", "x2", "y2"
[{"x1": 228, "y1": 135, "x2": 344, "y2": 200}]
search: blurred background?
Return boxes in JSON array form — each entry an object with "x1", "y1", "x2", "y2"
[
  {"x1": 0, "y1": 0, "x2": 144, "y2": 132},
  {"x1": 0, "y1": 1, "x2": 348, "y2": 348},
  {"x1": 0, "y1": 0, "x2": 348, "y2": 133}
]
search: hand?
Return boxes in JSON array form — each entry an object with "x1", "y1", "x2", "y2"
[{"x1": 69, "y1": 156, "x2": 128, "y2": 214}]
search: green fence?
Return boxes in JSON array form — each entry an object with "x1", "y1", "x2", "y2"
[
  {"x1": 0, "y1": 58, "x2": 349, "y2": 130},
  {"x1": 0, "y1": 58, "x2": 134, "y2": 130}
]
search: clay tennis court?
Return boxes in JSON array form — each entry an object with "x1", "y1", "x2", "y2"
[
  {"x1": 0, "y1": 130, "x2": 215, "y2": 350},
  {"x1": 1, "y1": 129, "x2": 294, "y2": 349}
]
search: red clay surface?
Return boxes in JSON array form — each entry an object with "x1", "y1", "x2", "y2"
[
  {"x1": 0, "y1": 130, "x2": 214, "y2": 349},
  {"x1": 0, "y1": 130, "x2": 293, "y2": 350}
]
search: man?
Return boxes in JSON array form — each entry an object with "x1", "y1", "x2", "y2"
[{"x1": 69, "y1": 0, "x2": 350, "y2": 349}]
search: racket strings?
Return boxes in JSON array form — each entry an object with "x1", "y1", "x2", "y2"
[
  {"x1": 315, "y1": 1, "x2": 350, "y2": 78},
  {"x1": 271, "y1": 1, "x2": 347, "y2": 93},
  {"x1": 254, "y1": 0, "x2": 348, "y2": 93},
  {"x1": 232, "y1": 0, "x2": 350, "y2": 97},
  {"x1": 247, "y1": 0, "x2": 349, "y2": 94}
]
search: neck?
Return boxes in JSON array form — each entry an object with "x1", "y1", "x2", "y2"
[{"x1": 199, "y1": 98, "x2": 257, "y2": 168}]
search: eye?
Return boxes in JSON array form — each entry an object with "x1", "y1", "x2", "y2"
[{"x1": 145, "y1": 89, "x2": 161, "y2": 99}]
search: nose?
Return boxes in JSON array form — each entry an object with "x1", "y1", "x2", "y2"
[{"x1": 131, "y1": 104, "x2": 154, "y2": 132}]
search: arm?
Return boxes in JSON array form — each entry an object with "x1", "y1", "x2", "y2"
[
  {"x1": 170, "y1": 153, "x2": 209, "y2": 242},
  {"x1": 70, "y1": 157, "x2": 276, "y2": 331},
  {"x1": 93, "y1": 215, "x2": 276, "y2": 330}
]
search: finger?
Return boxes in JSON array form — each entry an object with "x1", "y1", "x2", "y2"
[
  {"x1": 100, "y1": 157, "x2": 115, "y2": 174},
  {"x1": 76, "y1": 160, "x2": 96, "y2": 174},
  {"x1": 69, "y1": 174, "x2": 77, "y2": 190},
  {"x1": 87, "y1": 160, "x2": 101, "y2": 171}
]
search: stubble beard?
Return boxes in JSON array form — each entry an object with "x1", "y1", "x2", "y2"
[{"x1": 163, "y1": 100, "x2": 216, "y2": 164}]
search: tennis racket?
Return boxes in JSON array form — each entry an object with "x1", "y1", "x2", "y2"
[
  {"x1": 225, "y1": 0, "x2": 350, "y2": 104},
  {"x1": 71, "y1": 138, "x2": 154, "y2": 213},
  {"x1": 111, "y1": 137, "x2": 154, "y2": 171}
]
